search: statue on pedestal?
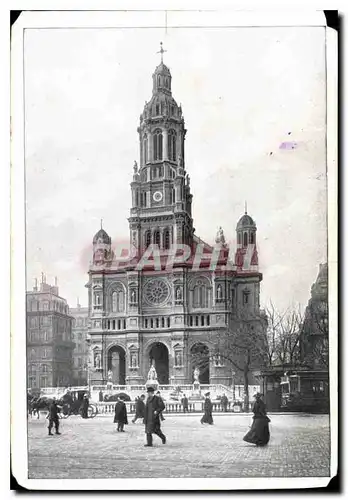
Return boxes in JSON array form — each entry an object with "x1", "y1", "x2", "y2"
[
  {"x1": 94, "y1": 353, "x2": 101, "y2": 370},
  {"x1": 148, "y1": 362, "x2": 158, "y2": 381},
  {"x1": 193, "y1": 366, "x2": 200, "y2": 383}
]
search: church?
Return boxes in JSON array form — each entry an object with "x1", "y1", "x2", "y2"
[{"x1": 86, "y1": 47, "x2": 264, "y2": 388}]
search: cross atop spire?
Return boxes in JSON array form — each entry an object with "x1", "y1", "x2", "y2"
[
  {"x1": 100, "y1": 218, "x2": 103, "y2": 230},
  {"x1": 157, "y1": 41, "x2": 167, "y2": 64},
  {"x1": 245, "y1": 201, "x2": 248, "y2": 215}
]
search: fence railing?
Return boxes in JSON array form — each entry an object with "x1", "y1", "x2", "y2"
[{"x1": 96, "y1": 401, "x2": 252, "y2": 415}]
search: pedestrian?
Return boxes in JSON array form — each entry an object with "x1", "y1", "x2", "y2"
[
  {"x1": 243, "y1": 393, "x2": 270, "y2": 447},
  {"x1": 156, "y1": 391, "x2": 165, "y2": 421},
  {"x1": 181, "y1": 394, "x2": 189, "y2": 413},
  {"x1": 144, "y1": 386, "x2": 166, "y2": 447},
  {"x1": 114, "y1": 396, "x2": 128, "y2": 432},
  {"x1": 99, "y1": 390, "x2": 104, "y2": 402},
  {"x1": 47, "y1": 397, "x2": 61, "y2": 436},
  {"x1": 201, "y1": 392, "x2": 213, "y2": 425},
  {"x1": 81, "y1": 394, "x2": 89, "y2": 419},
  {"x1": 221, "y1": 393, "x2": 229, "y2": 412},
  {"x1": 132, "y1": 394, "x2": 146, "y2": 423}
]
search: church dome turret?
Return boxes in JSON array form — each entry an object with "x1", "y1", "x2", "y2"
[
  {"x1": 93, "y1": 227, "x2": 111, "y2": 245},
  {"x1": 236, "y1": 205, "x2": 257, "y2": 252},
  {"x1": 237, "y1": 213, "x2": 256, "y2": 229}
]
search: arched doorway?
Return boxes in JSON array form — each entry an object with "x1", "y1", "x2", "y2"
[
  {"x1": 108, "y1": 346, "x2": 126, "y2": 385},
  {"x1": 190, "y1": 343, "x2": 210, "y2": 384},
  {"x1": 148, "y1": 342, "x2": 169, "y2": 384}
]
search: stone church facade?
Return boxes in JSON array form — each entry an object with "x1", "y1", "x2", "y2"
[{"x1": 86, "y1": 53, "x2": 264, "y2": 387}]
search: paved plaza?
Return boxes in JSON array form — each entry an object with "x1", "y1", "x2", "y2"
[{"x1": 27, "y1": 413, "x2": 330, "y2": 479}]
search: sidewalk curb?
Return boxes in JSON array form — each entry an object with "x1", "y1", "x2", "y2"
[{"x1": 77, "y1": 412, "x2": 328, "y2": 419}]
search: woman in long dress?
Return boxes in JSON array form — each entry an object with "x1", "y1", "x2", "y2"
[
  {"x1": 200, "y1": 392, "x2": 214, "y2": 425},
  {"x1": 243, "y1": 393, "x2": 270, "y2": 446}
]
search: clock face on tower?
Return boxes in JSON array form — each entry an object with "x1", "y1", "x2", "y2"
[{"x1": 153, "y1": 191, "x2": 163, "y2": 202}]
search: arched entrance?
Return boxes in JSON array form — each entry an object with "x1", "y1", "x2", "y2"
[
  {"x1": 190, "y1": 343, "x2": 210, "y2": 384},
  {"x1": 148, "y1": 342, "x2": 169, "y2": 384},
  {"x1": 108, "y1": 346, "x2": 126, "y2": 385}
]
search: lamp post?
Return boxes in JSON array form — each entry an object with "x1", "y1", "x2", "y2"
[{"x1": 231, "y1": 370, "x2": 236, "y2": 402}]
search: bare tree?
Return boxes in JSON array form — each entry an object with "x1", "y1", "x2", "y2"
[{"x1": 190, "y1": 311, "x2": 268, "y2": 410}]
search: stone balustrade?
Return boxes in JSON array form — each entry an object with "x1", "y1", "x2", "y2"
[{"x1": 95, "y1": 401, "x2": 252, "y2": 414}]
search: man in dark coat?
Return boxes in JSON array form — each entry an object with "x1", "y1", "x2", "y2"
[
  {"x1": 144, "y1": 387, "x2": 166, "y2": 447},
  {"x1": 181, "y1": 394, "x2": 189, "y2": 413},
  {"x1": 114, "y1": 396, "x2": 128, "y2": 432},
  {"x1": 81, "y1": 394, "x2": 89, "y2": 419},
  {"x1": 47, "y1": 397, "x2": 61, "y2": 435},
  {"x1": 99, "y1": 390, "x2": 104, "y2": 402},
  {"x1": 221, "y1": 393, "x2": 229, "y2": 412},
  {"x1": 201, "y1": 392, "x2": 214, "y2": 425},
  {"x1": 156, "y1": 391, "x2": 165, "y2": 421},
  {"x1": 132, "y1": 394, "x2": 145, "y2": 423}
]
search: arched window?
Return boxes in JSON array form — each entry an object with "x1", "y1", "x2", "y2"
[
  {"x1": 238, "y1": 233, "x2": 242, "y2": 245},
  {"x1": 141, "y1": 192, "x2": 147, "y2": 207},
  {"x1": 157, "y1": 75, "x2": 161, "y2": 87},
  {"x1": 145, "y1": 230, "x2": 151, "y2": 248},
  {"x1": 153, "y1": 129, "x2": 163, "y2": 160},
  {"x1": 164, "y1": 229, "x2": 170, "y2": 249},
  {"x1": 193, "y1": 285, "x2": 207, "y2": 308},
  {"x1": 94, "y1": 292, "x2": 101, "y2": 306},
  {"x1": 143, "y1": 135, "x2": 148, "y2": 163},
  {"x1": 243, "y1": 232, "x2": 248, "y2": 247},
  {"x1": 156, "y1": 104, "x2": 160, "y2": 115},
  {"x1": 168, "y1": 130, "x2": 177, "y2": 161},
  {"x1": 112, "y1": 289, "x2": 125, "y2": 313},
  {"x1": 192, "y1": 279, "x2": 210, "y2": 308},
  {"x1": 250, "y1": 232, "x2": 255, "y2": 244},
  {"x1": 154, "y1": 230, "x2": 160, "y2": 247}
]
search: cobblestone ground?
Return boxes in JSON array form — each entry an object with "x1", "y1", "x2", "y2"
[{"x1": 28, "y1": 414, "x2": 330, "y2": 479}]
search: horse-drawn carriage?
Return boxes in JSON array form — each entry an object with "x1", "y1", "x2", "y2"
[{"x1": 28, "y1": 388, "x2": 98, "y2": 419}]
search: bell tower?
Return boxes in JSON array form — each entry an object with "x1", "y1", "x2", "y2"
[{"x1": 129, "y1": 43, "x2": 194, "y2": 256}]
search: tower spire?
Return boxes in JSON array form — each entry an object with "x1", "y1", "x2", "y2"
[
  {"x1": 245, "y1": 201, "x2": 248, "y2": 215},
  {"x1": 100, "y1": 218, "x2": 103, "y2": 230},
  {"x1": 157, "y1": 41, "x2": 167, "y2": 64}
]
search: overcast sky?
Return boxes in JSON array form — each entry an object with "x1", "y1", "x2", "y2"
[{"x1": 24, "y1": 26, "x2": 327, "y2": 312}]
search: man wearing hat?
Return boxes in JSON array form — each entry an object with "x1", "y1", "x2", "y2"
[
  {"x1": 144, "y1": 386, "x2": 166, "y2": 447},
  {"x1": 200, "y1": 392, "x2": 213, "y2": 425},
  {"x1": 47, "y1": 397, "x2": 61, "y2": 435},
  {"x1": 114, "y1": 395, "x2": 128, "y2": 432},
  {"x1": 81, "y1": 393, "x2": 89, "y2": 419}
]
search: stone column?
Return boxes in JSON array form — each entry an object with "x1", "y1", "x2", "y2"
[
  {"x1": 148, "y1": 132, "x2": 152, "y2": 162},
  {"x1": 163, "y1": 128, "x2": 168, "y2": 160},
  {"x1": 131, "y1": 187, "x2": 136, "y2": 208},
  {"x1": 139, "y1": 138, "x2": 143, "y2": 166}
]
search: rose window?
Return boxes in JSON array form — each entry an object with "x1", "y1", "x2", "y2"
[{"x1": 144, "y1": 279, "x2": 170, "y2": 306}]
